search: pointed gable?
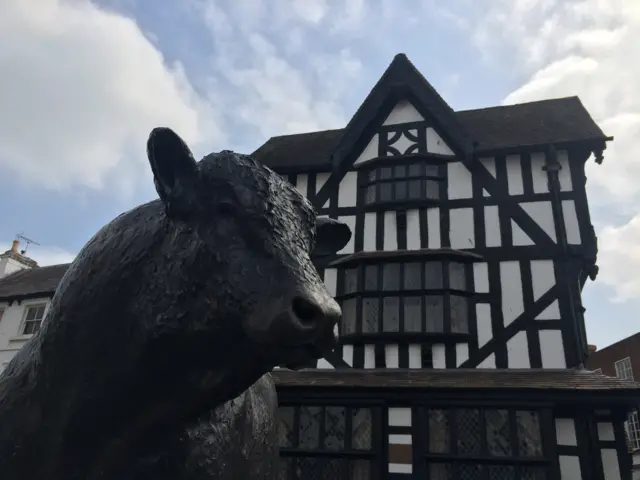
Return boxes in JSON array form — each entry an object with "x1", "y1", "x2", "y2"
[{"x1": 330, "y1": 53, "x2": 474, "y2": 170}]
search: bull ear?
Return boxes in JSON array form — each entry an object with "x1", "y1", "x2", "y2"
[
  {"x1": 146, "y1": 127, "x2": 198, "y2": 216},
  {"x1": 313, "y1": 217, "x2": 352, "y2": 256}
]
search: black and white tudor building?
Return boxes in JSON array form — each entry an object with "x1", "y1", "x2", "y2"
[{"x1": 251, "y1": 54, "x2": 640, "y2": 479}]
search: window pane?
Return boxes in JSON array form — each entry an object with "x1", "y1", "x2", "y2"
[
  {"x1": 352, "y1": 408, "x2": 372, "y2": 450},
  {"x1": 426, "y1": 179, "x2": 440, "y2": 199},
  {"x1": 295, "y1": 457, "x2": 346, "y2": 480},
  {"x1": 278, "y1": 457, "x2": 292, "y2": 480},
  {"x1": 403, "y1": 262, "x2": 422, "y2": 289},
  {"x1": 425, "y1": 262, "x2": 443, "y2": 289},
  {"x1": 393, "y1": 165, "x2": 406, "y2": 177},
  {"x1": 278, "y1": 406, "x2": 295, "y2": 447},
  {"x1": 403, "y1": 297, "x2": 422, "y2": 332},
  {"x1": 394, "y1": 180, "x2": 407, "y2": 200},
  {"x1": 36, "y1": 306, "x2": 45, "y2": 319},
  {"x1": 343, "y1": 268, "x2": 358, "y2": 295},
  {"x1": 448, "y1": 262, "x2": 466, "y2": 290},
  {"x1": 379, "y1": 183, "x2": 392, "y2": 202},
  {"x1": 450, "y1": 295, "x2": 469, "y2": 333},
  {"x1": 364, "y1": 185, "x2": 376, "y2": 204},
  {"x1": 341, "y1": 298, "x2": 357, "y2": 335},
  {"x1": 516, "y1": 411, "x2": 543, "y2": 457},
  {"x1": 382, "y1": 263, "x2": 400, "y2": 290},
  {"x1": 408, "y1": 179, "x2": 422, "y2": 199},
  {"x1": 380, "y1": 167, "x2": 392, "y2": 179},
  {"x1": 521, "y1": 466, "x2": 548, "y2": 480},
  {"x1": 486, "y1": 409, "x2": 512, "y2": 456},
  {"x1": 362, "y1": 298, "x2": 379, "y2": 333},
  {"x1": 324, "y1": 406, "x2": 346, "y2": 450},
  {"x1": 382, "y1": 297, "x2": 400, "y2": 332},
  {"x1": 425, "y1": 295, "x2": 444, "y2": 332},
  {"x1": 486, "y1": 465, "x2": 515, "y2": 480},
  {"x1": 460, "y1": 464, "x2": 484, "y2": 480},
  {"x1": 425, "y1": 164, "x2": 439, "y2": 176},
  {"x1": 350, "y1": 460, "x2": 370, "y2": 480},
  {"x1": 428, "y1": 410, "x2": 450, "y2": 453},
  {"x1": 25, "y1": 308, "x2": 36, "y2": 321},
  {"x1": 368, "y1": 169, "x2": 377, "y2": 182},
  {"x1": 364, "y1": 265, "x2": 378, "y2": 291},
  {"x1": 298, "y1": 406, "x2": 322, "y2": 448},
  {"x1": 456, "y1": 409, "x2": 482, "y2": 454},
  {"x1": 408, "y1": 162, "x2": 422, "y2": 176}
]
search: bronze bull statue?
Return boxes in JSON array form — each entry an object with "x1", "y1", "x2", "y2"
[{"x1": 0, "y1": 128, "x2": 351, "y2": 479}]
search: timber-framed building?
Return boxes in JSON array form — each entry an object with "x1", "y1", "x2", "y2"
[{"x1": 252, "y1": 54, "x2": 640, "y2": 480}]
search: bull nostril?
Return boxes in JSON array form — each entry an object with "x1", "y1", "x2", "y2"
[{"x1": 291, "y1": 296, "x2": 322, "y2": 326}]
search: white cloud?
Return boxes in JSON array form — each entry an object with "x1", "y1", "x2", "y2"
[
  {"x1": 471, "y1": 0, "x2": 640, "y2": 302},
  {"x1": 196, "y1": 0, "x2": 365, "y2": 145},
  {"x1": 0, "y1": 0, "x2": 218, "y2": 195}
]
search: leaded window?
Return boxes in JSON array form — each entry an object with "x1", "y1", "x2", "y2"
[
  {"x1": 361, "y1": 161, "x2": 443, "y2": 205},
  {"x1": 336, "y1": 258, "x2": 472, "y2": 338},
  {"x1": 277, "y1": 404, "x2": 378, "y2": 480},
  {"x1": 418, "y1": 407, "x2": 550, "y2": 479}
]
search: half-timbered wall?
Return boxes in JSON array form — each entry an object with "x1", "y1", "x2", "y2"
[{"x1": 280, "y1": 98, "x2": 594, "y2": 372}]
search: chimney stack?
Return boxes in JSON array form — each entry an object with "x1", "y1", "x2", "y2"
[
  {"x1": 10, "y1": 240, "x2": 19, "y2": 254},
  {"x1": 588, "y1": 344, "x2": 597, "y2": 354}
]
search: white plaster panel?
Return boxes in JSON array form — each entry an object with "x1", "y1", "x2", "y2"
[
  {"x1": 512, "y1": 220, "x2": 534, "y2": 246},
  {"x1": 316, "y1": 358, "x2": 334, "y2": 369},
  {"x1": 476, "y1": 303, "x2": 492, "y2": 347},
  {"x1": 536, "y1": 300, "x2": 560, "y2": 320},
  {"x1": 432, "y1": 344, "x2": 446, "y2": 368},
  {"x1": 363, "y1": 212, "x2": 377, "y2": 251},
  {"x1": 557, "y1": 150, "x2": 573, "y2": 192},
  {"x1": 479, "y1": 157, "x2": 496, "y2": 178},
  {"x1": 478, "y1": 353, "x2": 496, "y2": 368},
  {"x1": 408, "y1": 344, "x2": 421, "y2": 368},
  {"x1": 385, "y1": 345, "x2": 399, "y2": 368},
  {"x1": 531, "y1": 152, "x2": 549, "y2": 194},
  {"x1": 456, "y1": 343, "x2": 469, "y2": 367},
  {"x1": 506, "y1": 154, "x2": 525, "y2": 195},
  {"x1": 388, "y1": 407, "x2": 412, "y2": 426},
  {"x1": 520, "y1": 201, "x2": 556, "y2": 242},
  {"x1": 338, "y1": 172, "x2": 358, "y2": 207},
  {"x1": 426, "y1": 128, "x2": 454, "y2": 155},
  {"x1": 337, "y1": 216, "x2": 356, "y2": 254},
  {"x1": 484, "y1": 206, "x2": 501, "y2": 247},
  {"x1": 316, "y1": 172, "x2": 330, "y2": 193},
  {"x1": 473, "y1": 263, "x2": 489, "y2": 293},
  {"x1": 389, "y1": 463, "x2": 413, "y2": 474},
  {"x1": 353, "y1": 134, "x2": 379, "y2": 165},
  {"x1": 295, "y1": 174, "x2": 308, "y2": 198},
  {"x1": 449, "y1": 208, "x2": 475, "y2": 249},
  {"x1": 559, "y1": 456, "x2": 581, "y2": 479},
  {"x1": 427, "y1": 208, "x2": 441, "y2": 248},
  {"x1": 555, "y1": 418, "x2": 577, "y2": 446},
  {"x1": 383, "y1": 100, "x2": 423, "y2": 125},
  {"x1": 389, "y1": 434, "x2": 412, "y2": 445},
  {"x1": 562, "y1": 200, "x2": 581, "y2": 245},
  {"x1": 406, "y1": 209, "x2": 421, "y2": 250},
  {"x1": 507, "y1": 331, "x2": 530, "y2": 368},
  {"x1": 342, "y1": 344, "x2": 354, "y2": 366},
  {"x1": 531, "y1": 260, "x2": 556, "y2": 301},
  {"x1": 598, "y1": 422, "x2": 615, "y2": 441},
  {"x1": 500, "y1": 261, "x2": 524, "y2": 326},
  {"x1": 383, "y1": 212, "x2": 398, "y2": 250},
  {"x1": 364, "y1": 345, "x2": 375, "y2": 368},
  {"x1": 323, "y1": 268, "x2": 337, "y2": 296},
  {"x1": 540, "y1": 330, "x2": 566, "y2": 368},
  {"x1": 448, "y1": 162, "x2": 473, "y2": 199},
  {"x1": 601, "y1": 449, "x2": 622, "y2": 480}
]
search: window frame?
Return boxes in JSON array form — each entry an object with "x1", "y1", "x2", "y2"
[
  {"x1": 414, "y1": 405, "x2": 554, "y2": 479},
  {"x1": 20, "y1": 303, "x2": 47, "y2": 336},
  {"x1": 627, "y1": 409, "x2": 640, "y2": 451},
  {"x1": 333, "y1": 253, "x2": 476, "y2": 343},
  {"x1": 277, "y1": 402, "x2": 383, "y2": 480},
  {"x1": 614, "y1": 357, "x2": 634, "y2": 380},
  {"x1": 357, "y1": 156, "x2": 446, "y2": 209}
]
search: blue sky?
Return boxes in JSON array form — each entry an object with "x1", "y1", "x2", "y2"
[{"x1": 1, "y1": 0, "x2": 638, "y2": 349}]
